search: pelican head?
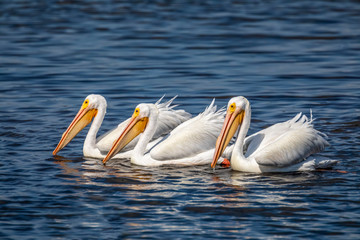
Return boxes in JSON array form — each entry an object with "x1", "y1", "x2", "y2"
[
  {"x1": 211, "y1": 96, "x2": 249, "y2": 168},
  {"x1": 53, "y1": 94, "x2": 106, "y2": 155},
  {"x1": 102, "y1": 103, "x2": 153, "y2": 164}
]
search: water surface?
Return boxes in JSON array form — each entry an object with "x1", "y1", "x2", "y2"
[{"x1": 0, "y1": 1, "x2": 360, "y2": 239}]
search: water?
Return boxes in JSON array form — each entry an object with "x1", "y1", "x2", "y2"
[{"x1": 1, "y1": 0, "x2": 360, "y2": 239}]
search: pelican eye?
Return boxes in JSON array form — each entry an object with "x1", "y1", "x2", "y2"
[
  {"x1": 133, "y1": 107, "x2": 140, "y2": 117},
  {"x1": 82, "y1": 99, "x2": 90, "y2": 109},
  {"x1": 229, "y1": 103, "x2": 236, "y2": 113}
]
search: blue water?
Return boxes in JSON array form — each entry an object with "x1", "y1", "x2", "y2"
[{"x1": 1, "y1": 1, "x2": 360, "y2": 239}]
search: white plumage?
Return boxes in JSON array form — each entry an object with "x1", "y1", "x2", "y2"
[
  {"x1": 96, "y1": 95, "x2": 191, "y2": 153},
  {"x1": 53, "y1": 94, "x2": 191, "y2": 159},
  {"x1": 150, "y1": 100, "x2": 225, "y2": 160},
  {"x1": 211, "y1": 96, "x2": 337, "y2": 172},
  {"x1": 103, "y1": 99, "x2": 228, "y2": 166}
]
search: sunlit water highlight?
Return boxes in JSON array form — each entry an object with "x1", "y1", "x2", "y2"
[{"x1": 0, "y1": 1, "x2": 359, "y2": 239}]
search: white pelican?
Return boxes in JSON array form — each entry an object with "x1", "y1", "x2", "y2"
[
  {"x1": 102, "y1": 100, "x2": 229, "y2": 166},
  {"x1": 53, "y1": 94, "x2": 191, "y2": 159},
  {"x1": 211, "y1": 96, "x2": 337, "y2": 172}
]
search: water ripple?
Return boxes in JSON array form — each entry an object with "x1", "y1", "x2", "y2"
[{"x1": 0, "y1": 0, "x2": 360, "y2": 239}]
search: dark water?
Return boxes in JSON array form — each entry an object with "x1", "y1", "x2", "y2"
[{"x1": 1, "y1": 0, "x2": 360, "y2": 239}]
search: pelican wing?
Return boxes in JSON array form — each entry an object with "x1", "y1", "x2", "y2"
[
  {"x1": 96, "y1": 96, "x2": 191, "y2": 152},
  {"x1": 249, "y1": 113, "x2": 329, "y2": 167},
  {"x1": 150, "y1": 99, "x2": 225, "y2": 160},
  {"x1": 153, "y1": 96, "x2": 192, "y2": 139}
]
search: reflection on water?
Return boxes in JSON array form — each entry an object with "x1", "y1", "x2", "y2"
[{"x1": 1, "y1": 0, "x2": 360, "y2": 239}]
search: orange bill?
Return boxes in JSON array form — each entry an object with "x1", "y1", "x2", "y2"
[
  {"x1": 211, "y1": 107, "x2": 244, "y2": 168},
  {"x1": 102, "y1": 114, "x2": 148, "y2": 164},
  {"x1": 53, "y1": 107, "x2": 97, "y2": 155}
]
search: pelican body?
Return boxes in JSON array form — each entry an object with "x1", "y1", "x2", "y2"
[
  {"x1": 103, "y1": 100, "x2": 227, "y2": 166},
  {"x1": 211, "y1": 96, "x2": 337, "y2": 172},
  {"x1": 53, "y1": 94, "x2": 191, "y2": 159}
]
